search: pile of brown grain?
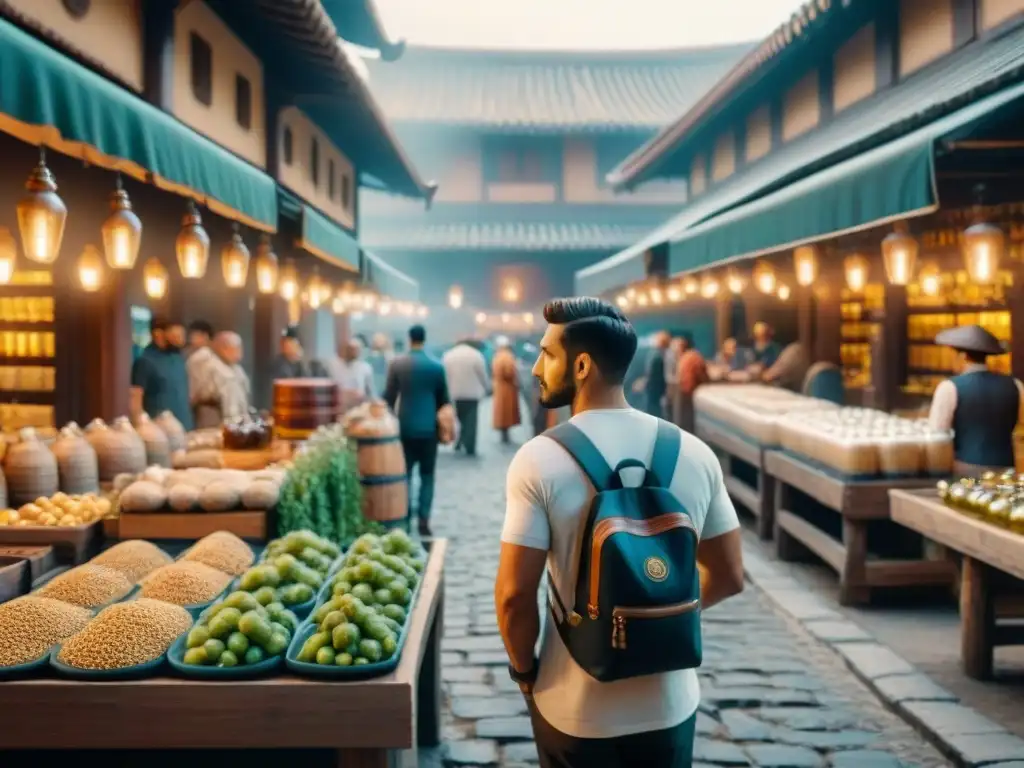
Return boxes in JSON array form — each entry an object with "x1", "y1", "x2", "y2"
[
  {"x1": 35, "y1": 564, "x2": 134, "y2": 608},
  {"x1": 181, "y1": 530, "x2": 254, "y2": 575},
  {"x1": 90, "y1": 540, "x2": 173, "y2": 582},
  {"x1": 57, "y1": 598, "x2": 192, "y2": 670},
  {"x1": 0, "y1": 596, "x2": 93, "y2": 667},
  {"x1": 138, "y1": 560, "x2": 232, "y2": 605}
]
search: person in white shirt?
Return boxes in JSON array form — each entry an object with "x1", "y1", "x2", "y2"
[
  {"x1": 495, "y1": 297, "x2": 744, "y2": 767},
  {"x1": 322, "y1": 338, "x2": 375, "y2": 413},
  {"x1": 442, "y1": 339, "x2": 489, "y2": 456}
]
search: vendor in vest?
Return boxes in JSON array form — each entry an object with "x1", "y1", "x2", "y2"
[{"x1": 927, "y1": 325, "x2": 1023, "y2": 476}]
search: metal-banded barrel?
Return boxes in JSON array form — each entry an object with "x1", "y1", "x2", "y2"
[{"x1": 352, "y1": 432, "x2": 408, "y2": 522}]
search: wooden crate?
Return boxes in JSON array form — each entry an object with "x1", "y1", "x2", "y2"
[{"x1": 117, "y1": 511, "x2": 268, "y2": 541}]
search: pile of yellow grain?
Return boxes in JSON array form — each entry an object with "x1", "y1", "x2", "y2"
[
  {"x1": 0, "y1": 596, "x2": 93, "y2": 667},
  {"x1": 35, "y1": 564, "x2": 134, "y2": 608},
  {"x1": 57, "y1": 598, "x2": 192, "y2": 670},
  {"x1": 138, "y1": 560, "x2": 232, "y2": 605},
  {"x1": 90, "y1": 540, "x2": 173, "y2": 582},
  {"x1": 181, "y1": 531, "x2": 254, "y2": 575}
]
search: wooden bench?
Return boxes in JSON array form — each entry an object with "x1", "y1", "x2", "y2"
[
  {"x1": 695, "y1": 415, "x2": 775, "y2": 540},
  {"x1": 0, "y1": 540, "x2": 447, "y2": 767},
  {"x1": 764, "y1": 451, "x2": 955, "y2": 606},
  {"x1": 890, "y1": 490, "x2": 1024, "y2": 680}
]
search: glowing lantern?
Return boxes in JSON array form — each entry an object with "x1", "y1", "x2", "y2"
[
  {"x1": 683, "y1": 277, "x2": 699, "y2": 295},
  {"x1": 221, "y1": 224, "x2": 250, "y2": 288},
  {"x1": 918, "y1": 261, "x2": 942, "y2": 297},
  {"x1": 881, "y1": 224, "x2": 918, "y2": 286},
  {"x1": 17, "y1": 152, "x2": 67, "y2": 265},
  {"x1": 843, "y1": 254, "x2": 869, "y2": 293},
  {"x1": 726, "y1": 268, "x2": 746, "y2": 294},
  {"x1": 448, "y1": 285, "x2": 463, "y2": 309},
  {"x1": 700, "y1": 275, "x2": 719, "y2": 299},
  {"x1": 793, "y1": 245, "x2": 820, "y2": 287},
  {"x1": 0, "y1": 227, "x2": 16, "y2": 285},
  {"x1": 962, "y1": 184, "x2": 1003, "y2": 285},
  {"x1": 143, "y1": 257, "x2": 168, "y2": 300},
  {"x1": 77, "y1": 245, "x2": 104, "y2": 292},
  {"x1": 475, "y1": 312, "x2": 486, "y2": 324},
  {"x1": 279, "y1": 259, "x2": 299, "y2": 301},
  {"x1": 175, "y1": 201, "x2": 210, "y2": 279},
  {"x1": 101, "y1": 175, "x2": 142, "y2": 269},
  {"x1": 777, "y1": 283, "x2": 791, "y2": 301},
  {"x1": 254, "y1": 235, "x2": 279, "y2": 294},
  {"x1": 753, "y1": 260, "x2": 776, "y2": 294}
]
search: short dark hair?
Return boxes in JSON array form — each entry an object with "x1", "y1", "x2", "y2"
[
  {"x1": 150, "y1": 316, "x2": 169, "y2": 334},
  {"x1": 543, "y1": 297, "x2": 637, "y2": 385},
  {"x1": 679, "y1": 331, "x2": 694, "y2": 348},
  {"x1": 409, "y1": 325, "x2": 426, "y2": 344},
  {"x1": 188, "y1": 320, "x2": 214, "y2": 337}
]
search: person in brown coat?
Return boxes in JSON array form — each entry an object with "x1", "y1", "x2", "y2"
[{"x1": 492, "y1": 337, "x2": 522, "y2": 443}]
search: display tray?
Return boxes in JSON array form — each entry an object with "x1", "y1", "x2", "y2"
[
  {"x1": 0, "y1": 555, "x2": 31, "y2": 603},
  {"x1": 31, "y1": 568, "x2": 140, "y2": 610},
  {"x1": 286, "y1": 570, "x2": 423, "y2": 680},
  {"x1": 129, "y1": 582, "x2": 234, "y2": 619},
  {"x1": 166, "y1": 633, "x2": 285, "y2": 680},
  {"x1": 48, "y1": 641, "x2": 172, "y2": 681},
  {"x1": 779, "y1": 449, "x2": 950, "y2": 483},
  {"x1": 0, "y1": 652, "x2": 50, "y2": 681},
  {"x1": 0, "y1": 544, "x2": 57, "y2": 582},
  {"x1": 238, "y1": 553, "x2": 344, "y2": 619},
  {"x1": 117, "y1": 510, "x2": 268, "y2": 541},
  {"x1": 0, "y1": 520, "x2": 102, "y2": 563}
]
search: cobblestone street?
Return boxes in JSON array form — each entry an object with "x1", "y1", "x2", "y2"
[{"x1": 420, "y1": 416, "x2": 951, "y2": 767}]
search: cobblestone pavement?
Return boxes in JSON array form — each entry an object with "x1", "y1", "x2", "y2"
[{"x1": 420, "y1": 417, "x2": 950, "y2": 767}]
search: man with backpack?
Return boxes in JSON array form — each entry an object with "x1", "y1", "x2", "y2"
[{"x1": 495, "y1": 297, "x2": 745, "y2": 767}]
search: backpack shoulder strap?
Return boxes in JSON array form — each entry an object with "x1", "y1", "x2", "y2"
[
  {"x1": 647, "y1": 419, "x2": 682, "y2": 488},
  {"x1": 544, "y1": 422, "x2": 615, "y2": 491}
]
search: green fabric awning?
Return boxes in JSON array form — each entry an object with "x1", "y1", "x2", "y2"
[
  {"x1": 0, "y1": 17, "x2": 278, "y2": 231},
  {"x1": 365, "y1": 250, "x2": 419, "y2": 302},
  {"x1": 297, "y1": 204, "x2": 360, "y2": 272},
  {"x1": 669, "y1": 79, "x2": 1024, "y2": 274}
]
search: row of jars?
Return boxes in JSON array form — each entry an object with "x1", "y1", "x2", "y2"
[{"x1": 937, "y1": 472, "x2": 1024, "y2": 534}]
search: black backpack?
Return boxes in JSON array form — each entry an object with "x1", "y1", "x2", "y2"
[{"x1": 544, "y1": 419, "x2": 702, "y2": 682}]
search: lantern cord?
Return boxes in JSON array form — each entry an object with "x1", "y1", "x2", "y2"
[
  {"x1": 114, "y1": 173, "x2": 123, "y2": 191},
  {"x1": 38, "y1": 145, "x2": 46, "y2": 164}
]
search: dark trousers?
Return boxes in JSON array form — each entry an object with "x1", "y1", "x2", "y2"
[
  {"x1": 401, "y1": 437, "x2": 438, "y2": 521},
  {"x1": 454, "y1": 399, "x2": 479, "y2": 455},
  {"x1": 530, "y1": 702, "x2": 697, "y2": 768}
]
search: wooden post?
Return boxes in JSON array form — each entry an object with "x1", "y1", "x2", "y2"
[
  {"x1": 252, "y1": 293, "x2": 288, "y2": 410},
  {"x1": 867, "y1": 284, "x2": 907, "y2": 412},
  {"x1": 960, "y1": 556, "x2": 994, "y2": 679},
  {"x1": 797, "y1": 285, "x2": 814, "y2": 352},
  {"x1": 715, "y1": 292, "x2": 731, "y2": 349},
  {"x1": 1007, "y1": 280, "x2": 1024, "y2": 382},
  {"x1": 812, "y1": 284, "x2": 842, "y2": 366}
]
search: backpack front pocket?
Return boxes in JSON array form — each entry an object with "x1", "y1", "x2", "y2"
[{"x1": 612, "y1": 598, "x2": 700, "y2": 649}]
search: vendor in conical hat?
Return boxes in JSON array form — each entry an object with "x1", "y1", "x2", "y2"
[{"x1": 928, "y1": 324, "x2": 1022, "y2": 475}]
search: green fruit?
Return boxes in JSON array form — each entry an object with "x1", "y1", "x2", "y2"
[
  {"x1": 265, "y1": 631, "x2": 289, "y2": 657},
  {"x1": 273, "y1": 553, "x2": 298, "y2": 575},
  {"x1": 314, "y1": 596, "x2": 346, "y2": 624},
  {"x1": 335, "y1": 652, "x2": 353, "y2": 666},
  {"x1": 363, "y1": 618, "x2": 394, "y2": 645},
  {"x1": 381, "y1": 616, "x2": 402, "y2": 634},
  {"x1": 211, "y1": 607, "x2": 242, "y2": 634},
  {"x1": 274, "y1": 609, "x2": 299, "y2": 633},
  {"x1": 252, "y1": 586, "x2": 278, "y2": 606},
  {"x1": 373, "y1": 588, "x2": 393, "y2": 605},
  {"x1": 203, "y1": 638, "x2": 226, "y2": 660},
  {"x1": 381, "y1": 635, "x2": 398, "y2": 659},
  {"x1": 244, "y1": 646, "x2": 266, "y2": 665},
  {"x1": 332, "y1": 581, "x2": 353, "y2": 596},
  {"x1": 337, "y1": 567, "x2": 359, "y2": 585},
  {"x1": 372, "y1": 604, "x2": 385, "y2": 615},
  {"x1": 218, "y1": 650, "x2": 239, "y2": 667},
  {"x1": 240, "y1": 565, "x2": 281, "y2": 591},
  {"x1": 321, "y1": 610, "x2": 346, "y2": 634},
  {"x1": 269, "y1": 622, "x2": 291, "y2": 643},
  {"x1": 358, "y1": 638, "x2": 383, "y2": 663},
  {"x1": 186, "y1": 625, "x2": 211, "y2": 649},
  {"x1": 355, "y1": 561, "x2": 377, "y2": 583},
  {"x1": 366, "y1": 550, "x2": 386, "y2": 564},
  {"x1": 332, "y1": 622, "x2": 360, "y2": 651},
  {"x1": 351, "y1": 583, "x2": 374, "y2": 603},
  {"x1": 223, "y1": 591, "x2": 263, "y2": 613},
  {"x1": 382, "y1": 604, "x2": 407, "y2": 624},
  {"x1": 297, "y1": 631, "x2": 331, "y2": 663},
  {"x1": 183, "y1": 647, "x2": 208, "y2": 665},
  {"x1": 316, "y1": 646, "x2": 336, "y2": 665},
  {"x1": 238, "y1": 610, "x2": 274, "y2": 647},
  {"x1": 354, "y1": 657, "x2": 370, "y2": 666},
  {"x1": 278, "y1": 583, "x2": 315, "y2": 606},
  {"x1": 227, "y1": 631, "x2": 250, "y2": 656}
]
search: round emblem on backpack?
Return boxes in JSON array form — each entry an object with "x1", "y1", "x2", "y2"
[{"x1": 644, "y1": 556, "x2": 669, "y2": 582}]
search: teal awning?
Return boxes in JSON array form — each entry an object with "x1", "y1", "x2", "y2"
[
  {"x1": 669, "y1": 78, "x2": 1024, "y2": 274},
  {"x1": 365, "y1": 251, "x2": 418, "y2": 302},
  {"x1": 297, "y1": 204, "x2": 360, "y2": 271},
  {"x1": 0, "y1": 17, "x2": 278, "y2": 231}
]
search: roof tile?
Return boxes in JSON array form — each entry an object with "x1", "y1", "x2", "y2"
[{"x1": 361, "y1": 221, "x2": 651, "y2": 251}]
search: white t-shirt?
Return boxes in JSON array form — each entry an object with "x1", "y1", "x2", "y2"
[{"x1": 501, "y1": 407, "x2": 739, "y2": 739}]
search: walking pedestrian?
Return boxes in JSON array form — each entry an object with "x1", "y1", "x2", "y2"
[
  {"x1": 674, "y1": 331, "x2": 708, "y2": 433},
  {"x1": 492, "y1": 336, "x2": 522, "y2": 444},
  {"x1": 383, "y1": 324, "x2": 451, "y2": 538},
  {"x1": 632, "y1": 331, "x2": 670, "y2": 416},
  {"x1": 495, "y1": 297, "x2": 744, "y2": 767},
  {"x1": 442, "y1": 338, "x2": 489, "y2": 456}
]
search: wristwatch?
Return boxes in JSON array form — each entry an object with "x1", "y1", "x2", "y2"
[{"x1": 508, "y1": 659, "x2": 539, "y2": 685}]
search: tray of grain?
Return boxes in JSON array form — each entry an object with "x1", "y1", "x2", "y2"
[
  {"x1": 34, "y1": 563, "x2": 136, "y2": 609},
  {"x1": 137, "y1": 560, "x2": 234, "y2": 616},
  {"x1": 90, "y1": 539, "x2": 174, "y2": 583},
  {"x1": 178, "y1": 530, "x2": 257, "y2": 576},
  {"x1": 0, "y1": 595, "x2": 92, "y2": 679}
]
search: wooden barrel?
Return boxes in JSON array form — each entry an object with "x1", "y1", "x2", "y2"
[
  {"x1": 346, "y1": 402, "x2": 408, "y2": 522},
  {"x1": 273, "y1": 378, "x2": 340, "y2": 441}
]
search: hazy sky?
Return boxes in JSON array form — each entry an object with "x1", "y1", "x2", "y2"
[{"x1": 374, "y1": 0, "x2": 804, "y2": 50}]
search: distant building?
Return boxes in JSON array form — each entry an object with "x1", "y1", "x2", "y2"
[{"x1": 358, "y1": 44, "x2": 749, "y2": 308}]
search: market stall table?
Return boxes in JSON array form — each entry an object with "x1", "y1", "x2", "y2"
[
  {"x1": 695, "y1": 414, "x2": 774, "y2": 540},
  {"x1": 0, "y1": 539, "x2": 447, "y2": 768},
  {"x1": 890, "y1": 490, "x2": 1024, "y2": 680},
  {"x1": 765, "y1": 451, "x2": 955, "y2": 605}
]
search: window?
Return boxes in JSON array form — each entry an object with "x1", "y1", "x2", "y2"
[
  {"x1": 310, "y1": 138, "x2": 320, "y2": 187},
  {"x1": 62, "y1": 0, "x2": 90, "y2": 20},
  {"x1": 234, "y1": 74, "x2": 252, "y2": 130},
  {"x1": 494, "y1": 146, "x2": 547, "y2": 183},
  {"x1": 189, "y1": 32, "x2": 213, "y2": 107},
  {"x1": 282, "y1": 127, "x2": 293, "y2": 165},
  {"x1": 328, "y1": 159, "x2": 336, "y2": 200},
  {"x1": 341, "y1": 173, "x2": 351, "y2": 209}
]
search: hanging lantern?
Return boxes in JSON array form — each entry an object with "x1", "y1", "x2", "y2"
[
  {"x1": 279, "y1": 258, "x2": 299, "y2": 300},
  {"x1": 475, "y1": 311, "x2": 486, "y2": 325},
  {"x1": 636, "y1": 292, "x2": 649, "y2": 307},
  {"x1": 331, "y1": 294, "x2": 347, "y2": 314},
  {"x1": 17, "y1": 150, "x2": 67, "y2": 264},
  {"x1": 881, "y1": 222, "x2": 918, "y2": 286},
  {"x1": 667, "y1": 284, "x2": 682, "y2": 302},
  {"x1": 777, "y1": 283, "x2": 791, "y2": 301},
  {"x1": 726, "y1": 268, "x2": 747, "y2": 294},
  {"x1": 253, "y1": 234, "x2": 279, "y2": 294},
  {"x1": 77, "y1": 245, "x2": 104, "y2": 293},
  {"x1": 307, "y1": 268, "x2": 326, "y2": 309},
  {"x1": 175, "y1": 201, "x2": 210, "y2": 279},
  {"x1": 0, "y1": 227, "x2": 16, "y2": 285},
  {"x1": 962, "y1": 185, "x2": 1003, "y2": 285},
  {"x1": 523, "y1": 312, "x2": 534, "y2": 326},
  {"x1": 448, "y1": 285, "x2": 463, "y2": 309},
  {"x1": 793, "y1": 245, "x2": 820, "y2": 287},
  {"x1": 379, "y1": 301, "x2": 392, "y2": 316},
  {"x1": 753, "y1": 260, "x2": 776, "y2": 294},
  {"x1": 101, "y1": 175, "x2": 142, "y2": 269},
  {"x1": 615, "y1": 294, "x2": 629, "y2": 309},
  {"x1": 700, "y1": 274, "x2": 719, "y2": 299},
  {"x1": 363, "y1": 292, "x2": 378, "y2": 312},
  {"x1": 221, "y1": 223, "x2": 250, "y2": 288},
  {"x1": 626, "y1": 287, "x2": 637, "y2": 300},
  {"x1": 844, "y1": 254, "x2": 869, "y2": 293},
  {"x1": 918, "y1": 260, "x2": 942, "y2": 297},
  {"x1": 683, "y1": 277, "x2": 699, "y2": 295},
  {"x1": 649, "y1": 286, "x2": 664, "y2": 305},
  {"x1": 501, "y1": 277, "x2": 522, "y2": 304},
  {"x1": 143, "y1": 257, "x2": 168, "y2": 300}
]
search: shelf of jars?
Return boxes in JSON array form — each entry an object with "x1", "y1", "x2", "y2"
[
  {"x1": 839, "y1": 283, "x2": 884, "y2": 390},
  {"x1": 0, "y1": 268, "x2": 56, "y2": 431},
  {"x1": 902, "y1": 270, "x2": 1012, "y2": 398}
]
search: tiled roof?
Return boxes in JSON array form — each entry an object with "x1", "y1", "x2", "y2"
[
  {"x1": 321, "y1": 0, "x2": 405, "y2": 60},
  {"x1": 361, "y1": 221, "x2": 654, "y2": 251},
  {"x1": 364, "y1": 44, "x2": 751, "y2": 132}
]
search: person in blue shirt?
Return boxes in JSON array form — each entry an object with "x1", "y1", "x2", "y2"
[
  {"x1": 750, "y1": 321, "x2": 782, "y2": 371},
  {"x1": 130, "y1": 316, "x2": 193, "y2": 430},
  {"x1": 384, "y1": 324, "x2": 451, "y2": 537}
]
